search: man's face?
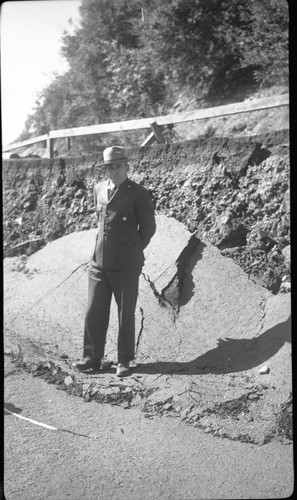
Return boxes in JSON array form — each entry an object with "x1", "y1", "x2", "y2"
[{"x1": 105, "y1": 161, "x2": 128, "y2": 186}]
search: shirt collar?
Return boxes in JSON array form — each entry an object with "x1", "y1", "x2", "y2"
[{"x1": 107, "y1": 177, "x2": 129, "y2": 189}]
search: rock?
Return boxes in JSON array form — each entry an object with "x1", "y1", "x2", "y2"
[
  {"x1": 130, "y1": 394, "x2": 142, "y2": 407},
  {"x1": 282, "y1": 190, "x2": 290, "y2": 212},
  {"x1": 212, "y1": 219, "x2": 248, "y2": 248},
  {"x1": 42, "y1": 362, "x2": 52, "y2": 370},
  {"x1": 121, "y1": 402, "x2": 130, "y2": 409},
  {"x1": 75, "y1": 189, "x2": 84, "y2": 198},
  {"x1": 204, "y1": 427, "x2": 212, "y2": 433},
  {"x1": 259, "y1": 366, "x2": 270, "y2": 375},
  {"x1": 23, "y1": 199, "x2": 36, "y2": 211},
  {"x1": 280, "y1": 282, "x2": 291, "y2": 294},
  {"x1": 281, "y1": 245, "x2": 290, "y2": 264},
  {"x1": 121, "y1": 387, "x2": 133, "y2": 394},
  {"x1": 64, "y1": 375, "x2": 74, "y2": 386}
]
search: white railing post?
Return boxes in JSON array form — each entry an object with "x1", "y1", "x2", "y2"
[{"x1": 46, "y1": 134, "x2": 54, "y2": 159}]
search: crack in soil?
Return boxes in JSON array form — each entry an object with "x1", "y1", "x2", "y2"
[
  {"x1": 55, "y1": 262, "x2": 89, "y2": 289},
  {"x1": 142, "y1": 234, "x2": 200, "y2": 323},
  {"x1": 6, "y1": 354, "x2": 292, "y2": 446},
  {"x1": 142, "y1": 272, "x2": 177, "y2": 323},
  {"x1": 161, "y1": 234, "x2": 200, "y2": 319},
  {"x1": 9, "y1": 262, "x2": 90, "y2": 325},
  {"x1": 135, "y1": 306, "x2": 145, "y2": 354},
  {"x1": 258, "y1": 296, "x2": 268, "y2": 334}
]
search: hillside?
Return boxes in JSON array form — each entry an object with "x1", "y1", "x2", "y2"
[{"x1": 3, "y1": 123, "x2": 290, "y2": 296}]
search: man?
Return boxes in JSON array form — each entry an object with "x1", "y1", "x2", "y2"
[{"x1": 74, "y1": 146, "x2": 156, "y2": 377}]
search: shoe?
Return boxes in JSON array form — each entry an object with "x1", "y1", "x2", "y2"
[
  {"x1": 73, "y1": 356, "x2": 101, "y2": 372},
  {"x1": 116, "y1": 362, "x2": 130, "y2": 377}
]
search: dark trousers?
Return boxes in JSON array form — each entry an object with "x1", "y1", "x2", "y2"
[{"x1": 83, "y1": 265, "x2": 141, "y2": 362}]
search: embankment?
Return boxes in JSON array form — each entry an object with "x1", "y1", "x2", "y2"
[{"x1": 3, "y1": 130, "x2": 290, "y2": 293}]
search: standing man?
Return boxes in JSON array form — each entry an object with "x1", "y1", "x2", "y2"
[{"x1": 74, "y1": 146, "x2": 156, "y2": 377}]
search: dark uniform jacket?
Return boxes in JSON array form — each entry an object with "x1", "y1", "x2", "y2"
[{"x1": 92, "y1": 178, "x2": 156, "y2": 270}]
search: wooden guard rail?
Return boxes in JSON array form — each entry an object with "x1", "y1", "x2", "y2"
[{"x1": 2, "y1": 93, "x2": 289, "y2": 158}]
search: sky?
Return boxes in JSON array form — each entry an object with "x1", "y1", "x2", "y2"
[{"x1": 1, "y1": 0, "x2": 81, "y2": 147}]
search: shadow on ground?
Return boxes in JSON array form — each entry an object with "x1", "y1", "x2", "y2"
[
  {"x1": 4, "y1": 402, "x2": 23, "y2": 415},
  {"x1": 179, "y1": 241, "x2": 206, "y2": 307},
  {"x1": 135, "y1": 316, "x2": 291, "y2": 375}
]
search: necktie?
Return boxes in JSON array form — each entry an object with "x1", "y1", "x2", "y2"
[{"x1": 108, "y1": 186, "x2": 116, "y2": 200}]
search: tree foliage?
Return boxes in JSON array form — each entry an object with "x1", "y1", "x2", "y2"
[
  {"x1": 239, "y1": 0, "x2": 289, "y2": 86},
  {"x1": 18, "y1": 0, "x2": 288, "y2": 143}
]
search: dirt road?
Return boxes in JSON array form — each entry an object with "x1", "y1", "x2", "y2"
[{"x1": 4, "y1": 357, "x2": 293, "y2": 500}]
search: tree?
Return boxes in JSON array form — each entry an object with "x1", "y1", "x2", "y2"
[
  {"x1": 60, "y1": 0, "x2": 144, "y2": 121},
  {"x1": 17, "y1": 0, "x2": 288, "y2": 144},
  {"x1": 137, "y1": 0, "x2": 288, "y2": 103},
  {"x1": 239, "y1": 0, "x2": 288, "y2": 87}
]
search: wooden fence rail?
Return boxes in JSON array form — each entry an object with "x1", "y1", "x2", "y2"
[{"x1": 2, "y1": 93, "x2": 289, "y2": 158}]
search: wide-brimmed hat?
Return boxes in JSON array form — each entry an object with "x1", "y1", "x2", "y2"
[{"x1": 103, "y1": 146, "x2": 128, "y2": 165}]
